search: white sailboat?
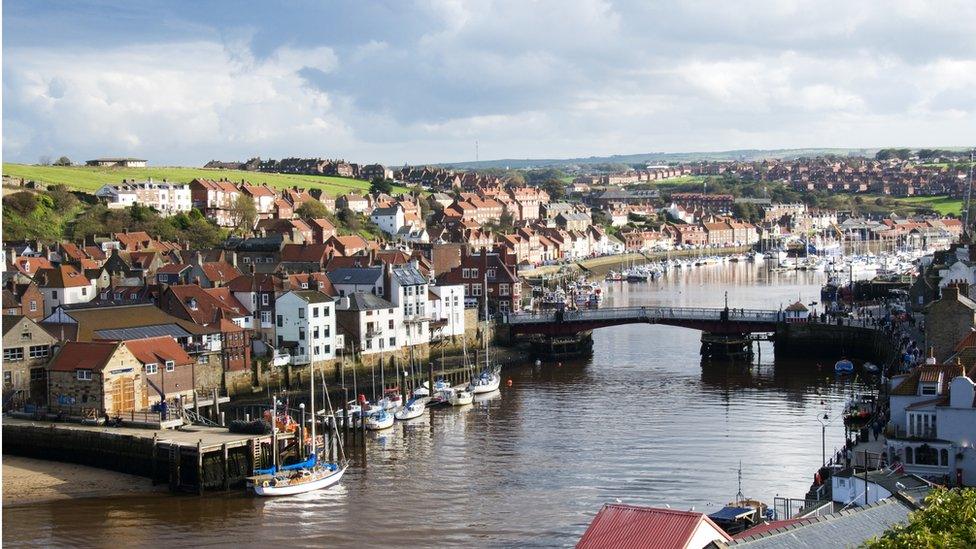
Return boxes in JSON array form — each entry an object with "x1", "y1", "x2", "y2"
[
  {"x1": 394, "y1": 396, "x2": 426, "y2": 420},
  {"x1": 364, "y1": 408, "x2": 395, "y2": 430},
  {"x1": 249, "y1": 367, "x2": 347, "y2": 497},
  {"x1": 468, "y1": 274, "x2": 502, "y2": 395}
]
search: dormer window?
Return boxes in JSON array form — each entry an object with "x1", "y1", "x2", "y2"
[
  {"x1": 165, "y1": 360, "x2": 175, "y2": 372},
  {"x1": 145, "y1": 363, "x2": 158, "y2": 374},
  {"x1": 920, "y1": 382, "x2": 937, "y2": 396}
]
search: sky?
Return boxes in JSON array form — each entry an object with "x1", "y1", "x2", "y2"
[{"x1": 3, "y1": 0, "x2": 975, "y2": 166}]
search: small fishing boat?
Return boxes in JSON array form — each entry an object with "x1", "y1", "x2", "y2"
[
  {"x1": 834, "y1": 359, "x2": 855, "y2": 375},
  {"x1": 394, "y1": 397, "x2": 426, "y2": 420},
  {"x1": 843, "y1": 392, "x2": 877, "y2": 428},
  {"x1": 364, "y1": 409, "x2": 395, "y2": 430}
]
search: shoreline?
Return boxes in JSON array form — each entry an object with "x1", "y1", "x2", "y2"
[{"x1": 2, "y1": 455, "x2": 165, "y2": 507}]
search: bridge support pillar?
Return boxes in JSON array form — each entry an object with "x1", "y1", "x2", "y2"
[
  {"x1": 529, "y1": 332, "x2": 594, "y2": 359},
  {"x1": 700, "y1": 333, "x2": 753, "y2": 361}
]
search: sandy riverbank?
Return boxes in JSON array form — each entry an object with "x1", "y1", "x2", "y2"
[{"x1": 2, "y1": 456, "x2": 164, "y2": 507}]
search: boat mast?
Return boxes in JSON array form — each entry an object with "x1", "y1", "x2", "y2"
[
  {"x1": 484, "y1": 272, "x2": 490, "y2": 371},
  {"x1": 310, "y1": 364, "x2": 316, "y2": 457},
  {"x1": 321, "y1": 368, "x2": 345, "y2": 463}
]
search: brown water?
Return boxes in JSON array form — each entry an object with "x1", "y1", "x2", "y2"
[{"x1": 3, "y1": 264, "x2": 865, "y2": 547}]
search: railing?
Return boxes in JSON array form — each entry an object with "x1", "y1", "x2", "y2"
[
  {"x1": 14, "y1": 404, "x2": 165, "y2": 424},
  {"x1": 885, "y1": 424, "x2": 938, "y2": 440},
  {"x1": 504, "y1": 306, "x2": 782, "y2": 325}
]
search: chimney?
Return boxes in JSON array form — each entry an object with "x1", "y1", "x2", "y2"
[
  {"x1": 195, "y1": 251, "x2": 203, "y2": 266},
  {"x1": 229, "y1": 251, "x2": 238, "y2": 267}
]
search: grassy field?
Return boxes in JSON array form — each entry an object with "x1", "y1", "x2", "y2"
[
  {"x1": 1, "y1": 163, "x2": 412, "y2": 197},
  {"x1": 892, "y1": 195, "x2": 964, "y2": 216}
]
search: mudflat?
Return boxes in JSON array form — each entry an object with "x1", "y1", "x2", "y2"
[{"x1": 2, "y1": 456, "x2": 163, "y2": 506}]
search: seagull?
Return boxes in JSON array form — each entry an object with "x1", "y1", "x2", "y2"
[{"x1": 615, "y1": 498, "x2": 622, "y2": 503}]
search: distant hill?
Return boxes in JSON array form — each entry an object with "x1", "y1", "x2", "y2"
[{"x1": 434, "y1": 148, "x2": 881, "y2": 170}]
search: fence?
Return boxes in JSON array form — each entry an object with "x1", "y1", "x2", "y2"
[{"x1": 505, "y1": 306, "x2": 782, "y2": 325}]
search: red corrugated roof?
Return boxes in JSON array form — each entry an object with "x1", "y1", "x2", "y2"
[
  {"x1": 124, "y1": 336, "x2": 192, "y2": 366},
  {"x1": 577, "y1": 504, "x2": 731, "y2": 549},
  {"x1": 49, "y1": 341, "x2": 121, "y2": 372}
]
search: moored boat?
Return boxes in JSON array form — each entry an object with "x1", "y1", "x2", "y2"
[
  {"x1": 834, "y1": 359, "x2": 855, "y2": 375},
  {"x1": 394, "y1": 397, "x2": 426, "y2": 420}
]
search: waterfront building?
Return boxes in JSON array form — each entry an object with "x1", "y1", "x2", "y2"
[
  {"x1": 387, "y1": 265, "x2": 430, "y2": 348},
  {"x1": 370, "y1": 204, "x2": 406, "y2": 236},
  {"x1": 123, "y1": 336, "x2": 196, "y2": 405},
  {"x1": 429, "y1": 284, "x2": 465, "y2": 340},
  {"x1": 46, "y1": 340, "x2": 147, "y2": 416},
  {"x1": 577, "y1": 504, "x2": 732, "y2": 549},
  {"x1": 886, "y1": 360, "x2": 976, "y2": 486},
  {"x1": 334, "y1": 293, "x2": 401, "y2": 355},
  {"x1": 327, "y1": 267, "x2": 385, "y2": 298},
  {"x1": 435, "y1": 249, "x2": 521, "y2": 314},
  {"x1": 2, "y1": 315, "x2": 58, "y2": 406},
  {"x1": 274, "y1": 290, "x2": 340, "y2": 366}
]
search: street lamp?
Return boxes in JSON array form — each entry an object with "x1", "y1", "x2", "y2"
[{"x1": 817, "y1": 412, "x2": 830, "y2": 467}]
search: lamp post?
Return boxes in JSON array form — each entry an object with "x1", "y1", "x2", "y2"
[{"x1": 817, "y1": 412, "x2": 830, "y2": 467}]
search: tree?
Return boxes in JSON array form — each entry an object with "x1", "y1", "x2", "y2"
[
  {"x1": 44, "y1": 185, "x2": 79, "y2": 211},
  {"x1": 336, "y1": 207, "x2": 361, "y2": 232},
  {"x1": 230, "y1": 194, "x2": 257, "y2": 233},
  {"x1": 732, "y1": 202, "x2": 760, "y2": 222},
  {"x1": 592, "y1": 209, "x2": 612, "y2": 227},
  {"x1": 37, "y1": 155, "x2": 52, "y2": 166},
  {"x1": 53, "y1": 156, "x2": 72, "y2": 166},
  {"x1": 370, "y1": 177, "x2": 393, "y2": 195},
  {"x1": 540, "y1": 178, "x2": 566, "y2": 201},
  {"x1": 865, "y1": 488, "x2": 976, "y2": 548},
  {"x1": 296, "y1": 199, "x2": 330, "y2": 220},
  {"x1": 3, "y1": 192, "x2": 38, "y2": 216}
]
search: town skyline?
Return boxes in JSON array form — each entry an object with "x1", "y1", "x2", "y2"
[{"x1": 4, "y1": 1, "x2": 976, "y2": 166}]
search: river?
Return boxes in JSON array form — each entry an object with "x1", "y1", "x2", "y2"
[{"x1": 3, "y1": 263, "x2": 866, "y2": 547}]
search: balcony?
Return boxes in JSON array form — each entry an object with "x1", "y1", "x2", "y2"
[
  {"x1": 364, "y1": 328, "x2": 383, "y2": 339},
  {"x1": 885, "y1": 424, "x2": 939, "y2": 441}
]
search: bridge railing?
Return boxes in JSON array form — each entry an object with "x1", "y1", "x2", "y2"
[{"x1": 504, "y1": 306, "x2": 782, "y2": 324}]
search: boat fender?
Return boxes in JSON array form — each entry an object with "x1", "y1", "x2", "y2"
[{"x1": 506, "y1": 378, "x2": 513, "y2": 387}]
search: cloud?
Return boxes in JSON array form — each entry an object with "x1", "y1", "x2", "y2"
[{"x1": 3, "y1": 0, "x2": 976, "y2": 166}]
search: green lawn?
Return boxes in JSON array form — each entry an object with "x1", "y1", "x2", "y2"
[
  {"x1": 2, "y1": 163, "x2": 412, "y2": 197},
  {"x1": 892, "y1": 195, "x2": 964, "y2": 216}
]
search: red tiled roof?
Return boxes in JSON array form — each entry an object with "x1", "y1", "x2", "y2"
[
  {"x1": 577, "y1": 504, "x2": 732, "y2": 549},
  {"x1": 241, "y1": 184, "x2": 276, "y2": 197},
  {"x1": 124, "y1": 336, "x2": 193, "y2": 367},
  {"x1": 200, "y1": 262, "x2": 241, "y2": 284},
  {"x1": 12, "y1": 256, "x2": 53, "y2": 277},
  {"x1": 281, "y1": 243, "x2": 331, "y2": 262},
  {"x1": 157, "y1": 263, "x2": 191, "y2": 274},
  {"x1": 954, "y1": 331, "x2": 976, "y2": 353},
  {"x1": 166, "y1": 284, "x2": 247, "y2": 325},
  {"x1": 36, "y1": 264, "x2": 90, "y2": 288},
  {"x1": 49, "y1": 341, "x2": 121, "y2": 372}
]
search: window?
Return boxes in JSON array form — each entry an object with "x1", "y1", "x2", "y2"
[
  {"x1": 29, "y1": 345, "x2": 49, "y2": 359},
  {"x1": 298, "y1": 308, "x2": 305, "y2": 319},
  {"x1": 243, "y1": 257, "x2": 251, "y2": 264},
  {"x1": 277, "y1": 315, "x2": 283, "y2": 327},
  {"x1": 487, "y1": 268, "x2": 496, "y2": 279},
  {"x1": 472, "y1": 284, "x2": 483, "y2": 297},
  {"x1": 301, "y1": 282, "x2": 309, "y2": 289},
  {"x1": 379, "y1": 338, "x2": 385, "y2": 349},
  {"x1": 3, "y1": 347, "x2": 24, "y2": 361},
  {"x1": 323, "y1": 345, "x2": 330, "y2": 354},
  {"x1": 323, "y1": 306, "x2": 330, "y2": 317},
  {"x1": 377, "y1": 286, "x2": 384, "y2": 296},
  {"x1": 30, "y1": 368, "x2": 45, "y2": 381},
  {"x1": 145, "y1": 363, "x2": 158, "y2": 374},
  {"x1": 261, "y1": 293, "x2": 269, "y2": 306},
  {"x1": 29, "y1": 300, "x2": 37, "y2": 312},
  {"x1": 389, "y1": 319, "x2": 395, "y2": 329},
  {"x1": 21, "y1": 330, "x2": 32, "y2": 341},
  {"x1": 299, "y1": 328, "x2": 306, "y2": 341},
  {"x1": 365, "y1": 339, "x2": 372, "y2": 350},
  {"x1": 920, "y1": 383, "x2": 937, "y2": 395},
  {"x1": 462, "y1": 268, "x2": 471, "y2": 279},
  {"x1": 165, "y1": 360, "x2": 175, "y2": 372},
  {"x1": 82, "y1": 287, "x2": 88, "y2": 296},
  {"x1": 52, "y1": 290, "x2": 58, "y2": 300},
  {"x1": 76, "y1": 369, "x2": 93, "y2": 381},
  {"x1": 313, "y1": 327, "x2": 320, "y2": 339},
  {"x1": 406, "y1": 303, "x2": 414, "y2": 316},
  {"x1": 314, "y1": 346, "x2": 320, "y2": 356},
  {"x1": 389, "y1": 337, "x2": 396, "y2": 347},
  {"x1": 941, "y1": 449, "x2": 949, "y2": 466},
  {"x1": 261, "y1": 311, "x2": 271, "y2": 324},
  {"x1": 499, "y1": 283, "x2": 510, "y2": 296},
  {"x1": 312, "y1": 306, "x2": 319, "y2": 318},
  {"x1": 115, "y1": 292, "x2": 123, "y2": 300}
]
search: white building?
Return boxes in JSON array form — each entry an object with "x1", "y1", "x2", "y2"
[
  {"x1": 370, "y1": 205, "x2": 406, "y2": 237},
  {"x1": 430, "y1": 284, "x2": 465, "y2": 340},
  {"x1": 36, "y1": 265, "x2": 97, "y2": 316},
  {"x1": 335, "y1": 293, "x2": 402, "y2": 356},
  {"x1": 95, "y1": 180, "x2": 191, "y2": 215},
  {"x1": 274, "y1": 290, "x2": 340, "y2": 365},
  {"x1": 886, "y1": 362, "x2": 976, "y2": 487},
  {"x1": 666, "y1": 202, "x2": 696, "y2": 223},
  {"x1": 388, "y1": 265, "x2": 430, "y2": 348}
]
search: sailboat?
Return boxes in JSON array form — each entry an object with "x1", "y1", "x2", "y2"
[
  {"x1": 364, "y1": 408, "x2": 395, "y2": 430},
  {"x1": 248, "y1": 367, "x2": 347, "y2": 496},
  {"x1": 467, "y1": 274, "x2": 502, "y2": 395}
]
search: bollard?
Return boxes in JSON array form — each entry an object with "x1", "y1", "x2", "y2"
[{"x1": 220, "y1": 411, "x2": 225, "y2": 427}]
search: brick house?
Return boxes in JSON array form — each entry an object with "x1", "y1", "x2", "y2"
[
  {"x1": 2, "y1": 315, "x2": 58, "y2": 406},
  {"x1": 2, "y1": 281, "x2": 44, "y2": 321},
  {"x1": 435, "y1": 249, "x2": 521, "y2": 315}
]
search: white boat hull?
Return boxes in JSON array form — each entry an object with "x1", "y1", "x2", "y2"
[
  {"x1": 469, "y1": 375, "x2": 501, "y2": 394},
  {"x1": 252, "y1": 466, "x2": 346, "y2": 497},
  {"x1": 394, "y1": 404, "x2": 425, "y2": 420},
  {"x1": 365, "y1": 414, "x2": 395, "y2": 430}
]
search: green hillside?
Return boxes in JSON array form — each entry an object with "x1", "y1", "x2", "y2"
[
  {"x1": 2, "y1": 164, "x2": 411, "y2": 197},
  {"x1": 892, "y1": 195, "x2": 964, "y2": 216}
]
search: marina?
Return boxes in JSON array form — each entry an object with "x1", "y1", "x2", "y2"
[{"x1": 3, "y1": 263, "x2": 871, "y2": 546}]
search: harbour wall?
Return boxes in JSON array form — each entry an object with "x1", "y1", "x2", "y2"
[{"x1": 774, "y1": 322, "x2": 896, "y2": 364}]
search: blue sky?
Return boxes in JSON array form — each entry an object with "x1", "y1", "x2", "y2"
[{"x1": 3, "y1": 0, "x2": 975, "y2": 166}]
